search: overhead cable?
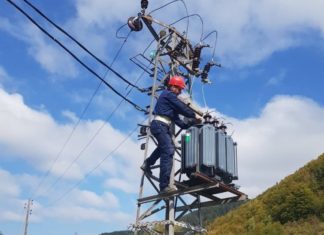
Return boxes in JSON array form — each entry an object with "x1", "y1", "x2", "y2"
[
  {"x1": 201, "y1": 83, "x2": 208, "y2": 109},
  {"x1": 45, "y1": 121, "x2": 142, "y2": 207},
  {"x1": 36, "y1": 59, "x2": 149, "y2": 199},
  {"x1": 149, "y1": 0, "x2": 189, "y2": 39},
  {"x1": 30, "y1": 31, "x2": 132, "y2": 200},
  {"x1": 6, "y1": 0, "x2": 146, "y2": 113},
  {"x1": 22, "y1": 0, "x2": 143, "y2": 92},
  {"x1": 202, "y1": 30, "x2": 218, "y2": 60},
  {"x1": 170, "y1": 14, "x2": 204, "y2": 42}
]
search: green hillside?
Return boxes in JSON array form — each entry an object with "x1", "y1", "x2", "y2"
[
  {"x1": 181, "y1": 201, "x2": 246, "y2": 227},
  {"x1": 207, "y1": 153, "x2": 324, "y2": 235}
]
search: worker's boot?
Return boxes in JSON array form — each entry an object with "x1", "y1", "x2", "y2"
[
  {"x1": 140, "y1": 161, "x2": 152, "y2": 175},
  {"x1": 160, "y1": 185, "x2": 177, "y2": 194}
]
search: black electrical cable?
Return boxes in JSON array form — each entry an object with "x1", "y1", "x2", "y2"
[
  {"x1": 202, "y1": 30, "x2": 218, "y2": 60},
  {"x1": 142, "y1": 14, "x2": 202, "y2": 59},
  {"x1": 115, "y1": 23, "x2": 130, "y2": 40},
  {"x1": 45, "y1": 122, "x2": 142, "y2": 207},
  {"x1": 170, "y1": 13, "x2": 204, "y2": 42},
  {"x1": 149, "y1": 0, "x2": 189, "y2": 39},
  {"x1": 44, "y1": 68, "x2": 148, "y2": 204},
  {"x1": 22, "y1": 0, "x2": 143, "y2": 92},
  {"x1": 6, "y1": 0, "x2": 146, "y2": 113},
  {"x1": 31, "y1": 31, "x2": 132, "y2": 200},
  {"x1": 37, "y1": 60, "x2": 149, "y2": 199},
  {"x1": 149, "y1": 0, "x2": 188, "y2": 18}
]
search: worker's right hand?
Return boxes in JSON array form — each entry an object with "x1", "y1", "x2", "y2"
[
  {"x1": 195, "y1": 113, "x2": 203, "y2": 122},
  {"x1": 194, "y1": 117, "x2": 203, "y2": 124}
]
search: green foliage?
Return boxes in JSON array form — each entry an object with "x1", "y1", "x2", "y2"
[
  {"x1": 263, "y1": 183, "x2": 317, "y2": 223},
  {"x1": 181, "y1": 201, "x2": 245, "y2": 227},
  {"x1": 283, "y1": 216, "x2": 324, "y2": 235},
  {"x1": 207, "y1": 153, "x2": 324, "y2": 235}
]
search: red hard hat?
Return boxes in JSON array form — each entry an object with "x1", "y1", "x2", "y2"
[{"x1": 168, "y1": 76, "x2": 186, "y2": 89}]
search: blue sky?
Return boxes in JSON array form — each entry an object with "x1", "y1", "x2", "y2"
[{"x1": 1, "y1": 0, "x2": 324, "y2": 235}]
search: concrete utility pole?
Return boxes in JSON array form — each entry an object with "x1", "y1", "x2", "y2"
[{"x1": 23, "y1": 199, "x2": 33, "y2": 235}]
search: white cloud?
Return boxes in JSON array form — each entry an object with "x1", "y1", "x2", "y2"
[
  {"x1": 0, "y1": 66, "x2": 10, "y2": 86},
  {"x1": 0, "y1": 17, "x2": 78, "y2": 77},
  {"x1": 0, "y1": 169, "x2": 20, "y2": 197},
  {"x1": 61, "y1": 110, "x2": 79, "y2": 123},
  {"x1": 0, "y1": 211, "x2": 23, "y2": 222},
  {"x1": 231, "y1": 95, "x2": 324, "y2": 197},
  {"x1": 189, "y1": 0, "x2": 324, "y2": 67},
  {"x1": 24, "y1": 25, "x2": 78, "y2": 77},
  {"x1": 0, "y1": 85, "x2": 142, "y2": 226},
  {"x1": 3, "y1": 0, "x2": 324, "y2": 77},
  {"x1": 266, "y1": 69, "x2": 286, "y2": 86},
  {"x1": 75, "y1": 0, "x2": 138, "y2": 28},
  {"x1": 104, "y1": 178, "x2": 138, "y2": 193},
  {"x1": 72, "y1": 190, "x2": 120, "y2": 209},
  {"x1": 33, "y1": 196, "x2": 129, "y2": 224},
  {"x1": 0, "y1": 87, "x2": 141, "y2": 179},
  {"x1": 46, "y1": 205, "x2": 110, "y2": 222}
]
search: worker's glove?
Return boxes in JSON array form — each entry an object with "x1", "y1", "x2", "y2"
[
  {"x1": 185, "y1": 118, "x2": 196, "y2": 127},
  {"x1": 195, "y1": 114, "x2": 203, "y2": 124},
  {"x1": 186, "y1": 117, "x2": 202, "y2": 126},
  {"x1": 194, "y1": 117, "x2": 203, "y2": 124}
]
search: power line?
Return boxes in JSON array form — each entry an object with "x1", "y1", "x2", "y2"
[
  {"x1": 170, "y1": 14, "x2": 205, "y2": 42},
  {"x1": 22, "y1": 0, "x2": 144, "y2": 92},
  {"x1": 6, "y1": 0, "x2": 146, "y2": 113},
  {"x1": 45, "y1": 121, "x2": 142, "y2": 207},
  {"x1": 202, "y1": 30, "x2": 218, "y2": 60},
  {"x1": 148, "y1": 0, "x2": 189, "y2": 39},
  {"x1": 30, "y1": 30, "x2": 132, "y2": 200},
  {"x1": 38, "y1": 61, "x2": 149, "y2": 198},
  {"x1": 149, "y1": 0, "x2": 188, "y2": 16}
]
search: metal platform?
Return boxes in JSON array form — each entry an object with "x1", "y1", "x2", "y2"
[{"x1": 138, "y1": 172, "x2": 247, "y2": 205}]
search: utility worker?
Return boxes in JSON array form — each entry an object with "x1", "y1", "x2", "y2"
[{"x1": 141, "y1": 75, "x2": 201, "y2": 193}]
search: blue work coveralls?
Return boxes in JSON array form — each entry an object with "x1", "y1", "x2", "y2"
[{"x1": 145, "y1": 89, "x2": 196, "y2": 190}]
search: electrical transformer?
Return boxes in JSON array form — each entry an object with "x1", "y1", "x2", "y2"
[
  {"x1": 181, "y1": 123, "x2": 238, "y2": 183},
  {"x1": 215, "y1": 130, "x2": 226, "y2": 175},
  {"x1": 181, "y1": 126, "x2": 199, "y2": 173},
  {"x1": 199, "y1": 124, "x2": 216, "y2": 176}
]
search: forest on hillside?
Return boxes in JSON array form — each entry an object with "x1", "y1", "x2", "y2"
[{"x1": 207, "y1": 154, "x2": 324, "y2": 234}]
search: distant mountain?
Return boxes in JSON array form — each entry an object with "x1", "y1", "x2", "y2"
[{"x1": 207, "y1": 153, "x2": 324, "y2": 234}]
